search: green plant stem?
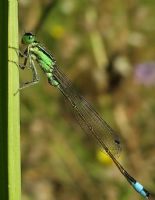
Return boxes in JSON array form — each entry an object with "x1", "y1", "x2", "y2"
[{"x1": 8, "y1": 0, "x2": 21, "y2": 200}]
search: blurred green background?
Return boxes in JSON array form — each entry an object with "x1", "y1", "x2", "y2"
[{"x1": 19, "y1": 0, "x2": 155, "y2": 199}]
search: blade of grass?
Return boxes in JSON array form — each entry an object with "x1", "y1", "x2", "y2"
[
  {"x1": 8, "y1": 0, "x2": 21, "y2": 200},
  {"x1": 0, "y1": 0, "x2": 8, "y2": 199}
]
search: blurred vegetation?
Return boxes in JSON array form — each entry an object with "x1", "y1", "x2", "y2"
[
  {"x1": 0, "y1": 0, "x2": 8, "y2": 199},
  {"x1": 19, "y1": 0, "x2": 155, "y2": 199}
]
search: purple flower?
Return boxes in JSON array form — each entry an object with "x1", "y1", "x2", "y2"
[{"x1": 134, "y1": 62, "x2": 155, "y2": 86}]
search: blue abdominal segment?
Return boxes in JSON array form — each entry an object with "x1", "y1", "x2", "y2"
[{"x1": 131, "y1": 181, "x2": 149, "y2": 198}]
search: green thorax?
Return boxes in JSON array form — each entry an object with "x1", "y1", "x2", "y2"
[{"x1": 29, "y1": 42, "x2": 56, "y2": 73}]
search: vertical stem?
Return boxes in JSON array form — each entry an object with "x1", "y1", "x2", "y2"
[
  {"x1": 0, "y1": 0, "x2": 8, "y2": 199},
  {"x1": 8, "y1": 0, "x2": 21, "y2": 200}
]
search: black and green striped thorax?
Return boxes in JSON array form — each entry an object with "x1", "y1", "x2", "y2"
[{"x1": 29, "y1": 42, "x2": 56, "y2": 73}]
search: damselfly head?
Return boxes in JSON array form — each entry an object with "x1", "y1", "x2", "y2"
[{"x1": 22, "y1": 32, "x2": 36, "y2": 45}]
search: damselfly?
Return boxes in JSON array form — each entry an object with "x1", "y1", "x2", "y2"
[{"x1": 12, "y1": 32, "x2": 150, "y2": 199}]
